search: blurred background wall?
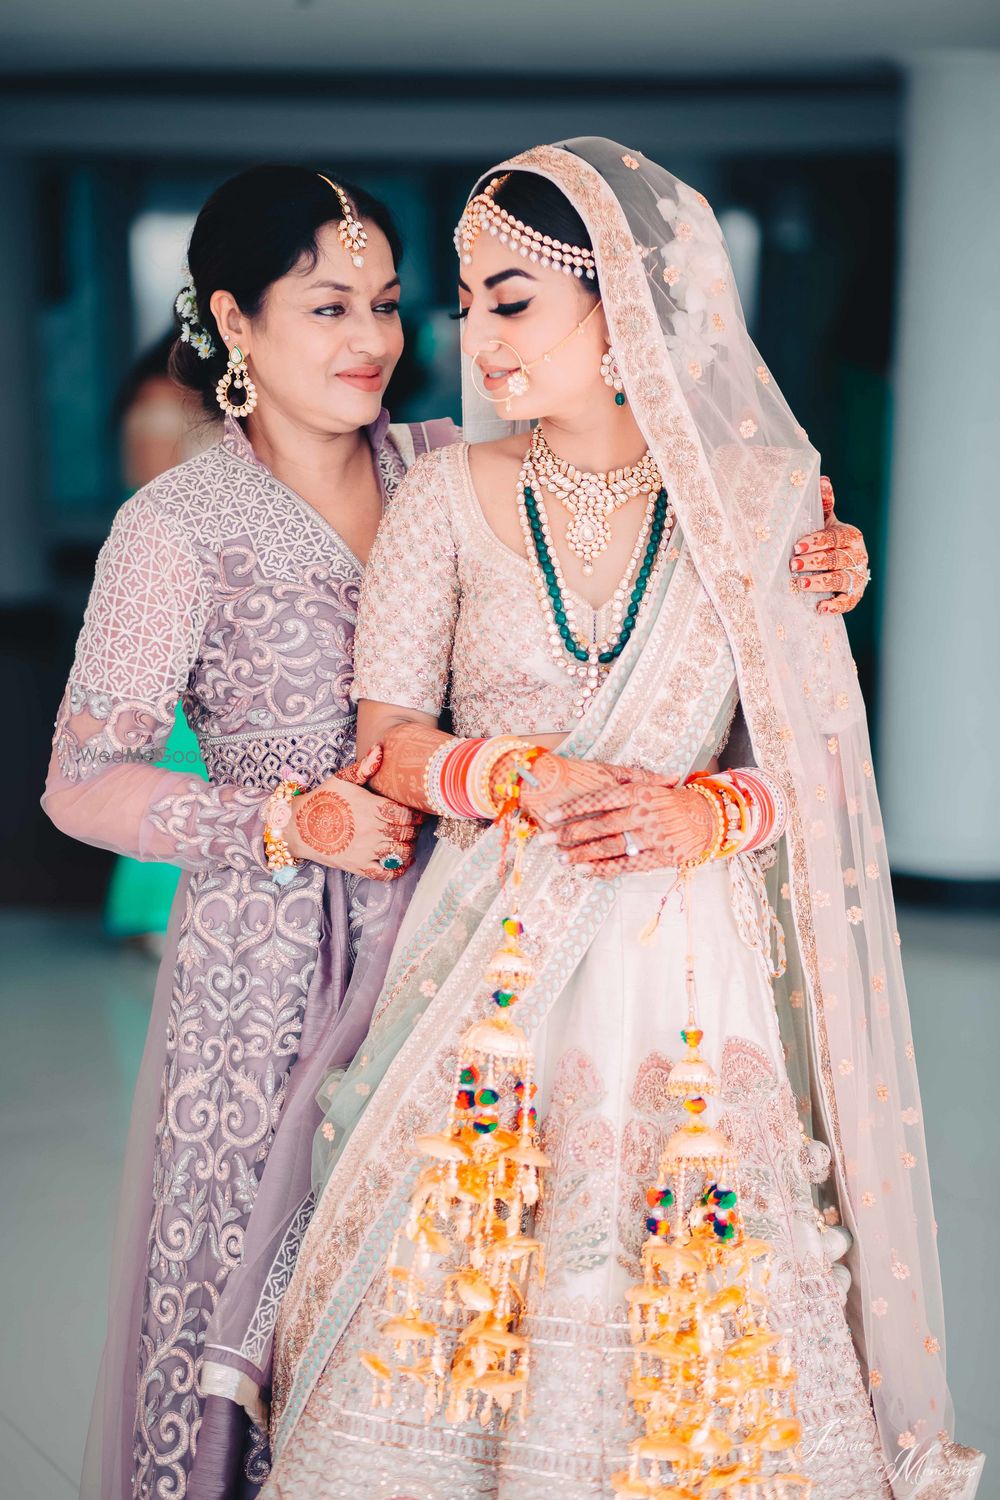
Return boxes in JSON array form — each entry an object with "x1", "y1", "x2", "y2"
[
  {"x1": 0, "y1": 3, "x2": 997, "y2": 1495},
  {"x1": 2, "y1": 10, "x2": 999, "y2": 912}
]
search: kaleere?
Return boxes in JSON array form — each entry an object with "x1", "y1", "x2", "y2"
[
  {"x1": 362, "y1": 796, "x2": 547, "y2": 1427},
  {"x1": 613, "y1": 870, "x2": 811, "y2": 1499}
]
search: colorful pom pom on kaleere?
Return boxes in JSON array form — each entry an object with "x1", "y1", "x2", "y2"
[{"x1": 367, "y1": 822, "x2": 549, "y2": 1430}]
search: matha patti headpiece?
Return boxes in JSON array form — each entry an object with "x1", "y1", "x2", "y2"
[
  {"x1": 454, "y1": 174, "x2": 597, "y2": 280},
  {"x1": 317, "y1": 173, "x2": 368, "y2": 268}
]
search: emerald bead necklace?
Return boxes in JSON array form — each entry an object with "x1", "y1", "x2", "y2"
[{"x1": 516, "y1": 429, "x2": 675, "y2": 719}]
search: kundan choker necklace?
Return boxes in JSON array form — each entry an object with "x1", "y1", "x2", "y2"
[
  {"x1": 529, "y1": 424, "x2": 664, "y2": 577},
  {"x1": 516, "y1": 425, "x2": 674, "y2": 718}
]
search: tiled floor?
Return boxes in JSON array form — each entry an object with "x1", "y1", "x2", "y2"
[{"x1": 0, "y1": 903, "x2": 995, "y2": 1499}]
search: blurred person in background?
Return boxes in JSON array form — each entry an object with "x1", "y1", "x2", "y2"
[
  {"x1": 104, "y1": 333, "x2": 218, "y2": 960},
  {"x1": 39, "y1": 158, "x2": 869, "y2": 1500},
  {"x1": 260, "y1": 140, "x2": 976, "y2": 1500}
]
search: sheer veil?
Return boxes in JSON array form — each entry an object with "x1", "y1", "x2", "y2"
[{"x1": 459, "y1": 138, "x2": 981, "y2": 1496}]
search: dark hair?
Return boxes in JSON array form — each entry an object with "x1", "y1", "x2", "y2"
[
  {"x1": 170, "y1": 165, "x2": 404, "y2": 415},
  {"x1": 470, "y1": 169, "x2": 600, "y2": 295}
]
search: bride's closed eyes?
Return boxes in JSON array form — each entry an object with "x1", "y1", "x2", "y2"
[{"x1": 450, "y1": 298, "x2": 534, "y2": 321}]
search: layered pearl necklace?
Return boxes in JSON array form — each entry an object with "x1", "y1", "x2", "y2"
[
  {"x1": 516, "y1": 425, "x2": 675, "y2": 718},
  {"x1": 529, "y1": 423, "x2": 664, "y2": 576}
]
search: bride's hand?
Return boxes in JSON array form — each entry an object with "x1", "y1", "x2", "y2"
[
  {"x1": 284, "y1": 757, "x2": 421, "y2": 881},
  {"x1": 789, "y1": 475, "x2": 870, "y2": 616},
  {"x1": 514, "y1": 753, "x2": 657, "y2": 831},
  {"x1": 540, "y1": 771, "x2": 716, "y2": 877}
]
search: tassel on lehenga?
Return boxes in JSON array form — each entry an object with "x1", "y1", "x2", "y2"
[
  {"x1": 361, "y1": 813, "x2": 547, "y2": 1426},
  {"x1": 612, "y1": 870, "x2": 811, "y2": 1499}
]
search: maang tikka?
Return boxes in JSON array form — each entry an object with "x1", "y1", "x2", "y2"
[{"x1": 317, "y1": 173, "x2": 368, "y2": 268}]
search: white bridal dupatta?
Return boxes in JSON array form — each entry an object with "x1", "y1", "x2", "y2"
[{"x1": 269, "y1": 139, "x2": 982, "y2": 1498}]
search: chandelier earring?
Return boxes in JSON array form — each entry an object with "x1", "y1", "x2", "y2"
[
  {"x1": 601, "y1": 344, "x2": 626, "y2": 406},
  {"x1": 216, "y1": 343, "x2": 258, "y2": 418}
]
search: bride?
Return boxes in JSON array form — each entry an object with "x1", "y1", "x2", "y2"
[{"x1": 254, "y1": 139, "x2": 982, "y2": 1499}]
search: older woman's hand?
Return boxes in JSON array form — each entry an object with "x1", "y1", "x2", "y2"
[
  {"x1": 533, "y1": 767, "x2": 716, "y2": 877},
  {"x1": 789, "y1": 475, "x2": 870, "y2": 616},
  {"x1": 284, "y1": 746, "x2": 421, "y2": 881}
]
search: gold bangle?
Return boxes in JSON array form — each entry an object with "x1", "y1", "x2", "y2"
[
  {"x1": 693, "y1": 773, "x2": 751, "y2": 857},
  {"x1": 684, "y1": 782, "x2": 727, "y2": 867}
]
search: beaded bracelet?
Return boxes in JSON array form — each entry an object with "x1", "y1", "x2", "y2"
[
  {"x1": 694, "y1": 774, "x2": 750, "y2": 858},
  {"x1": 423, "y1": 741, "x2": 455, "y2": 818},
  {"x1": 262, "y1": 766, "x2": 310, "y2": 885}
]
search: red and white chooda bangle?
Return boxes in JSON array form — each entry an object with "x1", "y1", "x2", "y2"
[
  {"x1": 423, "y1": 735, "x2": 536, "y2": 821},
  {"x1": 685, "y1": 766, "x2": 787, "y2": 859}
]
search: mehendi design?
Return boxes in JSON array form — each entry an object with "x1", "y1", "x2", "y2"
[
  {"x1": 790, "y1": 476, "x2": 869, "y2": 614},
  {"x1": 367, "y1": 722, "x2": 457, "y2": 811},
  {"x1": 551, "y1": 779, "x2": 714, "y2": 873},
  {"x1": 295, "y1": 788, "x2": 356, "y2": 858},
  {"x1": 519, "y1": 753, "x2": 665, "y2": 830}
]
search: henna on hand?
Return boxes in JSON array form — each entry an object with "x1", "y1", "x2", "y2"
[
  {"x1": 518, "y1": 754, "x2": 664, "y2": 830},
  {"x1": 375, "y1": 800, "x2": 421, "y2": 845},
  {"x1": 335, "y1": 743, "x2": 385, "y2": 787},
  {"x1": 789, "y1": 473, "x2": 869, "y2": 614},
  {"x1": 545, "y1": 779, "x2": 714, "y2": 877},
  {"x1": 294, "y1": 788, "x2": 355, "y2": 858},
  {"x1": 367, "y1": 722, "x2": 457, "y2": 811}
]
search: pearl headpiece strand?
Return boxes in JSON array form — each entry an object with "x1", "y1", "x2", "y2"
[
  {"x1": 317, "y1": 173, "x2": 368, "y2": 268},
  {"x1": 455, "y1": 174, "x2": 597, "y2": 280}
]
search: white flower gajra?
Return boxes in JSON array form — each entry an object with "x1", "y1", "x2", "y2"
[{"x1": 174, "y1": 271, "x2": 217, "y2": 361}]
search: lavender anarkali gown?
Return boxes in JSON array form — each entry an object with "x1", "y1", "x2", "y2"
[{"x1": 41, "y1": 409, "x2": 455, "y2": 1500}]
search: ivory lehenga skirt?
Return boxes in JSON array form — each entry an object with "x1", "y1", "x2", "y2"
[{"x1": 262, "y1": 846, "x2": 891, "y2": 1500}]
